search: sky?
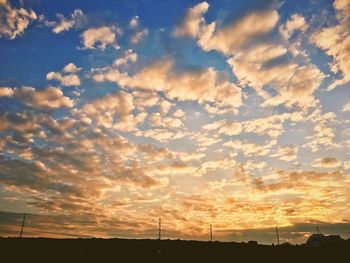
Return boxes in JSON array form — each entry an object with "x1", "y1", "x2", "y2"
[{"x1": 0, "y1": 0, "x2": 350, "y2": 244}]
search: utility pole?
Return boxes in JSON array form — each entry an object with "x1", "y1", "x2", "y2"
[
  {"x1": 316, "y1": 226, "x2": 320, "y2": 236},
  {"x1": 210, "y1": 224, "x2": 213, "y2": 242},
  {"x1": 20, "y1": 213, "x2": 26, "y2": 238},
  {"x1": 275, "y1": 226, "x2": 280, "y2": 245},
  {"x1": 158, "y1": 218, "x2": 161, "y2": 240}
]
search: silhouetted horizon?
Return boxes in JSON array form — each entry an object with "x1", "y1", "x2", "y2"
[{"x1": 1, "y1": 236, "x2": 350, "y2": 262}]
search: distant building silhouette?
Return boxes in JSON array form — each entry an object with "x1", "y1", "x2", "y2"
[{"x1": 306, "y1": 234, "x2": 343, "y2": 247}]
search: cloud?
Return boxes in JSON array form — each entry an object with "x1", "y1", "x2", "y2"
[
  {"x1": 0, "y1": 87, "x2": 14, "y2": 96},
  {"x1": 270, "y1": 145, "x2": 298, "y2": 161},
  {"x1": 201, "y1": 158, "x2": 237, "y2": 173},
  {"x1": 78, "y1": 90, "x2": 135, "y2": 130},
  {"x1": 175, "y1": 3, "x2": 279, "y2": 55},
  {"x1": 0, "y1": 0, "x2": 37, "y2": 39},
  {"x1": 81, "y1": 26, "x2": 120, "y2": 50},
  {"x1": 174, "y1": 1, "x2": 209, "y2": 38},
  {"x1": 204, "y1": 112, "x2": 303, "y2": 139},
  {"x1": 200, "y1": 10, "x2": 279, "y2": 54},
  {"x1": 1, "y1": 86, "x2": 74, "y2": 109},
  {"x1": 224, "y1": 139, "x2": 275, "y2": 157},
  {"x1": 47, "y1": 63, "x2": 81, "y2": 86},
  {"x1": 14, "y1": 86, "x2": 74, "y2": 109},
  {"x1": 218, "y1": 121, "x2": 242, "y2": 136},
  {"x1": 343, "y1": 101, "x2": 350, "y2": 112},
  {"x1": 1, "y1": 0, "x2": 350, "y2": 243},
  {"x1": 138, "y1": 143, "x2": 170, "y2": 159},
  {"x1": 173, "y1": 109, "x2": 185, "y2": 118},
  {"x1": 149, "y1": 113, "x2": 182, "y2": 129},
  {"x1": 313, "y1": 157, "x2": 342, "y2": 168},
  {"x1": 129, "y1": 15, "x2": 139, "y2": 28},
  {"x1": 93, "y1": 58, "x2": 242, "y2": 111},
  {"x1": 135, "y1": 128, "x2": 186, "y2": 143},
  {"x1": 243, "y1": 112, "x2": 292, "y2": 138},
  {"x1": 203, "y1": 120, "x2": 225, "y2": 131},
  {"x1": 279, "y1": 14, "x2": 308, "y2": 40},
  {"x1": 114, "y1": 49, "x2": 137, "y2": 66},
  {"x1": 63, "y1": 62, "x2": 81, "y2": 73},
  {"x1": 108, "y1": 163, "x2": 160, "y2": 188},
  {"x1": 176, "y1": 3, "x2": 324, "y2": 109},
  {"x1": 47, "y1": 72, "x2": 81, "y2": 86},
  {"x1": 131, "y1": 28, "x2": 148, "y2": 44},
  {"x1": 132, "y1": 90, "x2": 160, "y2": 110},
  {"x1": 159, "y1": 99, "x2": 173, "y2": 114},
  {"x1": 227, "y1": 43, "x2": 324, "y2": 109},
  {"x1": 51, "y1": 9, "x2": 86, "y2": 34},
  {"x1": 253, "y1": 169, "x2": 344, "y2": 194},
  {"x1": 261, "y1": 64, "x2": 324, "y2": 108},
  {"x1": 304, "y1": 110, "x2": 339, "y2": 152},
  {"x1": 310, "y1": 0, "x2": 350, "y2": 90}
]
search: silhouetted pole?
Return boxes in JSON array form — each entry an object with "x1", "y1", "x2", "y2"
[
  {"x1": 210, "y1": 224, "x2": 213, "y2": 242},
  {"x1": 316, "y1": 226, "x2": 320, "y2": 236},
  {"x1": 275, "y1": 226, "x2": 280, "y2": 245},
  {"x1": 158, "y1": 218, "x2": 161, "y2": 240},
  {"x1": 20, "y1": 214, "x2": 26, "y2": 238}
]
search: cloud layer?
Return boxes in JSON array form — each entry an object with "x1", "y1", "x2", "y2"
[{"x1": 0, "y1": 0, "x2": 349, "y2": 244}]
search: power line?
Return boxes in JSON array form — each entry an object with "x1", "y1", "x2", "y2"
[
  {"x1": 275, "y1": 226, "x2": 280, "y2": 245},
  {"x1": 20, "y1": 213, "x2": 26, "y2": 238},
  {"x1": 210, "y1": 224, "x2": 213, "y2": 242}
]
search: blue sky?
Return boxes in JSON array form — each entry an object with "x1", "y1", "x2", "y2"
[{"x1": 0, "y1": 0, "x2": 350, "y2": 244}]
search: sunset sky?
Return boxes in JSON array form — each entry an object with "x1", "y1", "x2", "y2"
[{"x1": 0, "y1": 0, "x2": 350, "y2": 244}]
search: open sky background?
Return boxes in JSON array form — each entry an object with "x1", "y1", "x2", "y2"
[{"x1": 0, "y1": 0, "x2": 350, "y2": 244}]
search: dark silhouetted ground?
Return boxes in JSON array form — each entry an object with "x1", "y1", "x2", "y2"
[{"x1": 1, "y1": 237, "x2": 349, "y2": 262}]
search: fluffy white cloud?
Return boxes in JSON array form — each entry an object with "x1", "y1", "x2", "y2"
[
  {"x1": 271, "y1": 145, "x2": 298, "y2": 161},
  {"x1": 261, "y1": 64, "x2": 325, "y2": 108},
  {"x1": 14, "y1": 86, "x2": 74, "y2": 109},
  {"x1": 51, "y1": 9, "x2": 86, "y2": 34},
  {"x1": 78, "y1": 91, "x2": 135, "y2": 131},
  {"x1": 175, "y1": 2, "x2": 279, "y2": 55},
  {"x1": 150, "y1": 113, "x2": 182, "y2": 129},
  {"x1": 310, "y1": 0, "x2": 350, "y2": 90},
  {"x1": 0, "y1": 1, "x2": 37, "y2": 39},
  {"x1": 93, "y1": 58, "x2": 242, "y2": 111},
  {"x1": 224, "y1": 139, "x2": 274, "y2": 157},
  {"x1": 129, "y1": 15, "x2": 139, "y2": 28},
  {"x1": 313, "y1": 157, "x2": 342, "y2": 168},
  {"x1": 201, "y1": 10, "x2": 279, "y2": 54},
  {"x1": 227, "y1": 43, "x2": 324, "y2": 108},
  {"x1": 174, "y1": 1, "x2": 209, "y2": 38},
  {"x1": 114, "y1": 49, "x2": 137, "y2": 66},
  {"x1": 131, "y1": 28, "x2": 148, "y2": 44},
  {"x1": 47, "y1": 63, "x2": 81, "y2": 86},
  {"x1": 63, "y1": 63, "x2": 81, "y2": 73},
  {"x1": 0, "y1": 0, "x2": 8, "y2": 6},
  {"x1": 0, "y1": 86, "x2": 74, "y2": 109},
  {"x1": 176, "y1": 3, "x2": 324, "y2": 109},
  {"x1": 342, "y1": 101, "x2": 350, "y2": 112},
  {"x1": 218, "y1": 122, "x2": 242, "y2": 136},
  {"x1": 279, "y1": 14, "x2": 308, "y2": 40},
  {"x1": 47, "y1": 72, "x2": 81, "y2": 86},
  {"x1": 0, "y1": 87, "x2": 14, "y2": 97},
  {"x1": 81, "y1": 26, "x2": 119, "y2": 50},
  {"x1": 159, "y1": 99, "x2": 173, "y2": 114}
]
